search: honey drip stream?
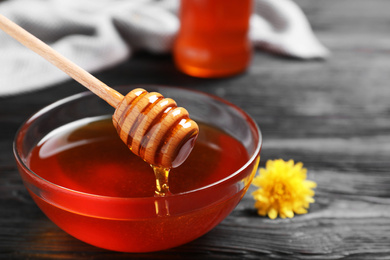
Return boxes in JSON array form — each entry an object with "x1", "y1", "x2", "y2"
[
  {"x1": 152, "y1": 165, "x2": 172, "y2": 216},
  {"x1": 152, "y1": 165, "x2": 172, "y2": 197},
  {"x1": 112, "y1": 89, "x2": 198, "y2": 215}
]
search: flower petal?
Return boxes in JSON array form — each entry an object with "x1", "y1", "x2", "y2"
[{"x1": 268, "y1": 208, "x2": 278, "y2": 219}]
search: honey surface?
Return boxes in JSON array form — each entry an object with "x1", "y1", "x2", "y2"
[{"x1": 28, "y1": 116, "x2": 249, "y2": 197}]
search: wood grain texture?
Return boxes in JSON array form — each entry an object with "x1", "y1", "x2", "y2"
[{"x1": 1, "y1": 0, "x2": 390, "y2": 259}]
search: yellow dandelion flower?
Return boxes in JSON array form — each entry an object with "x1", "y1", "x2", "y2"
[{"x1": 252, "y1": 159, "x2": 317, "y2": 219}]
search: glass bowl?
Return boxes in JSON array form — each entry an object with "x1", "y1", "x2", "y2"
[{"x1": 13, "y1": 85, "x2": 262, "y2": 252}]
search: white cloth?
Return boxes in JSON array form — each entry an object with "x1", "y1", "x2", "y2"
[{"x1": 0, "y1": 0, "x2": 329, "y2": 96}]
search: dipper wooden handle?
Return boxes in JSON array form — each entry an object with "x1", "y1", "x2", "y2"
[{"x1": 0, "y1": 14, "x2": 198, "y2": 168}]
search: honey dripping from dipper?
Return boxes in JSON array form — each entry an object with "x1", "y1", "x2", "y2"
[{"x1": 112, "y1": 88, "x2": 199, "y2": 197}]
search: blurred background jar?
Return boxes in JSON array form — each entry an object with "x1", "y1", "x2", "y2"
[{"x1": 173, "y1": 0, "x2": 252, "y2": 78}]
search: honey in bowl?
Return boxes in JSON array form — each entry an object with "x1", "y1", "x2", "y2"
[
  {"x1": 28, "y1": 116, "x2": 248, "y2": 198},
  {"x1": 26, "y1": 116, "x2": 250, "y2": 252},
  {"x1": 14, "y1": 86, "x2": 262, "y2": 252}
]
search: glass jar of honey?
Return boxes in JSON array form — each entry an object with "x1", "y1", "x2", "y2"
[{"x1": 173, "y1": 0, "x2": 252, "y2": 78}]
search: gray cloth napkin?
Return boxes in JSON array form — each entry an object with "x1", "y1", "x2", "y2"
[{"x1": 0, "y1": 0, "x2": 329, "y2": 96}]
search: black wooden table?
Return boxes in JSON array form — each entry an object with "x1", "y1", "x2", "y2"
[{"x1": 1, "y1": 0, "x2": 390, "y2": 259}]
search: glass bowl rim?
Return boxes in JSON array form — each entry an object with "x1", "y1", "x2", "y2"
[{"x1": 13, "y1": 85, "x2": 262, "y2": 201}]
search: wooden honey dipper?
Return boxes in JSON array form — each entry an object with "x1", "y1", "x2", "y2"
[{"x1": 0, "y1": 14, "x2": 199, "y2": 168}]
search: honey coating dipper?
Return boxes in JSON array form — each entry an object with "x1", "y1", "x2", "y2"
[{"x1": 0, "y1": 14, "x2": 198, "y2": 168}]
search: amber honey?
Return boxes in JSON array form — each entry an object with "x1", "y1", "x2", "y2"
[
  {"x1": 174, "y1": 0, "x2": 252, "y2": 78},
  {"x1": 25, "y1": 115, "x2": 250, "y2": 252}
]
